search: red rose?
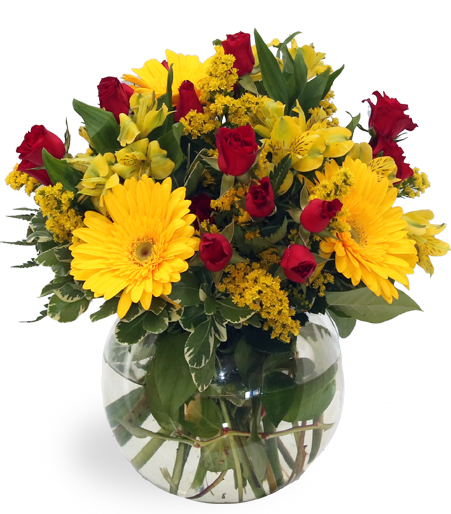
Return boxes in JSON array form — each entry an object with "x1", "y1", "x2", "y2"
[
  {"x1": 216, "y1": 125, "x2": 258, "y2": 176},
  {"x1": 16, "y1": 125, "x2": 66, "y2": 185},
  {"x1": 222, "y1": 32, "x2": 255, "y2": 76},
  {"x1": 281, "y1": 245, "x2": 317, "y2": 283},
  {"x1": 363, "y1": 91, "x2": 417, "y2": 140},
  {"x1": 246, "y1": 177, "x2": 275, "y2": 218},
  {"x1": 97, "y1": 77, "x2": 134, "y2": 123},
  {"x1": 174, "y1": 80, "x2": 204, "y2": 123},
  {"x1": 300, "y1": 198, "x2": 343, "y2": 233},
  {"x1": 190, "y1": 193, "x2": 214, "y2": 229},
  {"x1": 199, "y1": 233, "x2": 233, "y2": 272},
  {"x1": 371, "y1": 137, "x2": 414, "y2": 181}
]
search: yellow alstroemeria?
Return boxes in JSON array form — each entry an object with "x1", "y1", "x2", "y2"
[
  {"x1": 123, "y1": 50, "x2": 213, "y2": 104},
  {"x1": 268, "y1": 115, "x2": 326, "y2": 172},
  {"x1": 112, "y1": 139, "x2": 174, "y2": 181},
  {"x1": 347, "y1": 142, "x2": 373, "y2": 164},
  {"x1": 118, "y1": 91, "x2": 169, "y2": 146},
  {"x1": 369, "y1": 156, "x2": 399, "y2": 183},
  {"x1": 78, "y1": 153, "x2": 120, "y2": 215},
  {"x1": 249, "y1": 96, "x2": 286, "y2": 138},
  {"x1": 297, "y1": 43, "x2": 330, "y2": 80},
  {"x1": 318, "y1": 126, "x2": 354, "y2": 158},
  {"x1": 402, "y1": 210, "x2": 450, "y2": 275}
]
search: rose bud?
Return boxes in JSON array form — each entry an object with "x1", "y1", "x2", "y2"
[
  {"x1": 300, "y1": 198, "x2": 343, "y2": 233},
  {"x1": 16, "y1": 125, "x2": 66, "y2": 185},
  {"x1": 199, "y1": 233, "x2": 233, "y2": 272},
  {"x1": 216, "y1": 125, "x2": 258, "y2": 177},
  {"x1": 281, "y1": 244, "x2": 317, "y2": 283},
  {"x1": 363, "y1": 91, "x2": 417, "y2": 141},
  {"x1": 174, "y1": 80, "x2": 204, "y2": 123},
  {"x1": 222, "y1": 32, "x2": 255, "y2": 76},
  {"x1": 189, "y1": 193, "x2": 215, "y2": 229},
  {"x1": 97, "y1": 77, "x2": 134, "y2": 123},
  {"x1": 246, "y1": 177, "x2": 275, "y2": 218},
  {"x1": 371, "y1": 136, "x2": 414, "y2": 181}
]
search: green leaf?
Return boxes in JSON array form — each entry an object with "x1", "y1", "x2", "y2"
[
  {"x1": 90, "y1": 296, "x2": 120, "y2": 322},
  {"x1": 27, "y1": 231, "x2": 53, "y2": 244},
  {"x1": 54, "y1": 283, "x2": 87, "y2": 303},
  {"x1": 184, "y1": 317, "x2": 216, "y2": 368},
  {"x1": 346, "y1": 112, "x2": 361, "y2": 137},
  {"x1": 53, "y1": 245, "x2": 73, "y2": 262},
  {"x1": 190, "y1": 355, "x2": 216, "y2": 392},
  {"x1": 154, "y1": 332, "x2": 196, "y2": 414},
  {"x1": 115, "y1": 313, "x2": 148, "y2": 345},
  {"x1": 7, "y1": 213, "x2": 35, "y2": 221},
  {"x1": 262, "y1": 372, "x2": 297, "y2": 426},
  {"x1": 42, "y1": 150, "x2": 83, "y2": 194},
  {"x1": 284, "y1": 363, "x2": 338, "y2": 422},
  {"x1": 73, "y1": 99, "x2": 121, "y2": 154},
  {"x1": 105, "y1": 388, "x2": 146, "y2": 429},
  {"x1": 291, "y1": 49, "x2": 308, "y2": 106},
  {"x1": 201, "y1": 439, "x2": 235, "y2": 472},
  {"x1": 47, "y1": 294, "x2": 89, "y2": 323},
  {"x1": 169, "y1": 271, "x2": 200, "y2": 306},
  {"x1": 184, "y1": 161, "x2": 204, "y2": 197},
  {"x1": 35, "y1": 247, "x2": 59, "y2": 267},
  {"x1": 324, "y1": 65, "x2": 344, "y2": 100},
  {"x1": 254, "y1": 29, "x2": 288, "y2": 105},
  {"x1": 270, "y1": 155, "x2": 292, "y2": 194},
  {"x1": 142, "y1": 310, "x2": 169, "y2": 334},
  {"x1": 204, "y1": 296, "x2": 217, "y2": 316},
  {"x1": 180, "y1": 397, "x2": 222, "y2": 438},
  {"x1": 239, "y1": 73, "x2": 259, "y2": 94},
  {"x1": 145, "y1": 359, "x2": 180, "y2": 432},
  {"x1": 216, "y1": 297, "x2": 254, "y2": 323},
  {"x1": 299, "y1": 68, "x2": 331, "y2": 114},
  {"x1": 149, "y1": 296, "x2": 167, "y2": 315},
  {"x1": 51, "y1": 260, "x2": 71, "y2": 277},
  {"x1": 157, "y1": 123, "x2": 184, "y2": 171},
  {"x1": 12, "y1": 259, "x2": 38, "y2": 269},
  {"x1": 179, "y1": 305, "x2": 208, "y2": 332},
  {"x1": 326, "y1": 288, "x2": 422, "y2": 323},
  {"x1": 327, "y1": 309, "x2": 357, "y2": 339}
]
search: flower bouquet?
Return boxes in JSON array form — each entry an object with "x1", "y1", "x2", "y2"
[{"x1": 5, "y1": 29, "x2": 449, "y2": 503}]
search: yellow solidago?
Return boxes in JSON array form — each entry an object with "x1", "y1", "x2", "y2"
[
  {"x1": 310, "y1": 160, "x2": 355, "y2": 201},
  {"x1": 210, "y1": 182, "x2": 249, "y2": 212},
  {"x1": 198, "y1": 47, "x2": 238, "y2": 102},
  {"x1": 402, "y1": 210, "x2": 450, "y2": 275},
  {"x1": 320, "y1": 157, "x2": 418, "y2": 303},
  {"x1": 70, "y1": 176, "x2": 199, "y2": 318},
  {"x1": 35, "y1": 183, "x2": 84, "y2": 243},
  {"x1": 209, "y1": 93, "x2": 263, "y2": 127},
  {"x1": 218, "y1": 262, "x2": 300, "y2": 342},
  {"x1": 180, "y1": 109, "x2": 220, "y2": 139},
  {"x1": 397, "y1": 167, "x2": 431, "y2": 198},
  {"x1": 311, "y1": 272, "x2": 335, "y2": 297},
  {"x1": 6, "y1": 165, "x2": 40, "y2": 196}
]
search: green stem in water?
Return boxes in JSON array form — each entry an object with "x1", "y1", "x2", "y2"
[
  {"x1": 220, "y1": 399, "x2": 244, "y2": 503},
  {"x1": 277, "y1": 439, "x2": 295, "y2": 470},
  {"x1": 263, "y1": 417, "x2": 285, "y2": 489},
  {"x1": 131, "y1": 434, "x2": 165, "y2": 470},
  {"x1": 187, "y1": 471, "x2": 228, "y2": 500},
  {"x1": 170, "y1": 443, "x2": 190, "y2": 495}
]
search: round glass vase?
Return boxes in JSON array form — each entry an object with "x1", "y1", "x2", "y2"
[{"x1": 102, "y1": 313, "x2": 344, "y2": 503}]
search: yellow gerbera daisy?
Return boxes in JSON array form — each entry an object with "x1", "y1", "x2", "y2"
[
  {"x1": 70, "y1": 176, "x2": 199, "y2": 318},
  {"x1": 123, "y1": 50, "x2": 213, "y2": 104},
  {"x1": 320, "y1": 157, "x2": 418, "y2": 303}
]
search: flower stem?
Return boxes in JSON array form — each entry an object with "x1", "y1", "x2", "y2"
[
  {"x1": 170, "y1": 443, "x2": 190, "y2": 495},
  {"x1": 219, "y1": 399, "x2": 244, "y2": 503},
  {"x1": 187, "y1": 471, "x2": 228, "y2": 500},
  {"x1": 131, "y1": 434, "x2": 165, "y2": 470},
  {"x1": 263, "y1": 417, "x2": 285, "y2": 489}
]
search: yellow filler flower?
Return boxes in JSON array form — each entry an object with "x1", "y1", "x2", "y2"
[
  {"x1": 320, "y1": 157, "x2": 418, "y2": 303},
  {"x1": 70, "y1": 176, "x2": 199, "y2": 318}
]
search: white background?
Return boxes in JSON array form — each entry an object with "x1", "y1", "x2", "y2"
[{"x1": 1, "y1": 1, "x2": 450, "y2": 513}]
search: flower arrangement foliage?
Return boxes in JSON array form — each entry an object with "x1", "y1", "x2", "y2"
[{"x1": 6, "y1": 29, "x2": 449, "y2": 395}]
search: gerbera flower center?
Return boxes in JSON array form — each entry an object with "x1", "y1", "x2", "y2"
[{"x1": 134, "y1": 240, "x2": 155, "y2": 263}]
